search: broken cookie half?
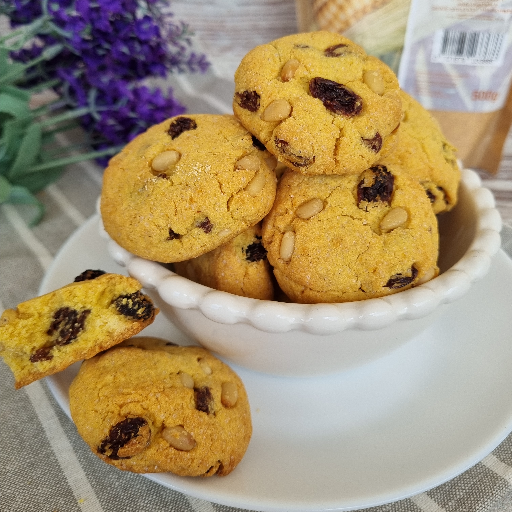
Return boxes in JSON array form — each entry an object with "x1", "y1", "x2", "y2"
[{"x1": 0, "y1": 270, "x2": 158, "y2": 389}]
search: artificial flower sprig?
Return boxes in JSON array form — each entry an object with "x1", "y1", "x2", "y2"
[{"x1": 0, "y1": 0, "x2": 209, "y2": 223}]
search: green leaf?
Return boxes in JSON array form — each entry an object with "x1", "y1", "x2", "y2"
[
  {"x1": 0, "y1": 176, "x2": 45, "y2": 225},
  {"x1": 8, "y1": 123, "x2": 42, "y2": 179},
  {"x1": 13, "y1": 166, "x2": 64, "y2": 193},
  {"x1": 0, "y1": 175, "x2": 11, "y2": 202},
  {"x1": 0, "y1": 91, "x2": 31, "y2": 119}
]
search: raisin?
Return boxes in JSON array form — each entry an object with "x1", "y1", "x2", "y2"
[
  {"x1": 357, "y1": 165, "x2": 394, "y2": 205},
  {"x1": 167, "y1": 228, "x2": 181, "y2": 240},
  {"x1": 385, "y1": 266, "x2": 418, "y2": 289},
  {"x1": 30, "y1": 347, "x2": 53, "y2": 363},
  {"x1": 168, "y1": 117, "x2": 197, "y2": 139},
  {"x1": 235, "y1": 90, "x2": 260, "y2": 112},
  {"x1": 245, "y1": 239, "x2": 267, "y2": 262},
  {"x1": 113, "y1": 292, "x2": 155, "y2": 321},
  {"x1": 324, "y1": 44, "x2": 350, "y2": 57},
  {"x1": 274, "y1": 138, "x2": 315, "y2": 168},
  {"x1": 361, "y1": 133, "x2": 382, "y2": 153},
  {"x1": 74, "y1": 269, "x2": 106, "y2": 282},
  {"x1": 98, "y1": 417, "x2": 149, "y2": 460},
  {"x1": 252, "y1": 135, "x2": 266, "y2": 151},
  {"x1": 195, "y1": 386, "x2": 214, "y2": 414},
  {"x1": 47, "y1": 307, "x2": 91, "y2": 346},
  {"x1": 196, "y1": 217, "x2": 213, "y2": 234},
  {"x1": 425, "y1": 188, "x2": 436, "y2": 203},
  {"x1": 309, "y1": 77, "x2": 363, "y2": 116}
]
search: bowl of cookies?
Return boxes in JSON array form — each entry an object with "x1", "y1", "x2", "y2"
[{"x1": 100, "y1": 31, "x2": 502, "y2": 377}]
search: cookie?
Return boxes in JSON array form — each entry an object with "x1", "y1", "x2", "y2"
[
  {"x1": 233, "y1": 31, "x2": 402, "y2": 176},
  {"x1": 261, "y1": 165, "x2": 439, "y2": 303},
  {"x1": 69, "y1": 337, "x2": 252, "y2": 476},
  {"x1": 173, "y1": 223, "x2": 274, "y2": 300},
  {"x1": 101, "y1": 114, "x2": 277, "y2": 263},
  {"x1": 0, "y1": 271, "x2": 157, "y2": 389},
  {"x1": 378, "y1": 90, "x2": 461, "y2": 213}
]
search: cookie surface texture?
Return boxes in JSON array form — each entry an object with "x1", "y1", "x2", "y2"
[
  {"x1": 100, "y1": 114, "x2": 277, "y2": 263},
  {"x1": 173, "y1": 223, "x2": 274, "y2": 300},
  {"x1": 378, "y1": 90, "x2": 461, "y2": 213},
  {"x1": 0, "y1": 272, "x2": 157, "y2": 389},
  {"x1": 262, "y1": 166, "x2": 439, "y2": 303},
  {"x1": 233, "y1": 31, "x2": 402, "y2": 175},
  {"x1": 69, "y1": 338, "x2": 252, "y2": 476}
]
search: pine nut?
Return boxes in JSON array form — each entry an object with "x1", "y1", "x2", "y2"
[
  {"x1": 179, "y1": 372, "x2": 194, "y2": 389},
  {"x1": 295, "y1": 198, "x2": 324, "y2": 219},
  {"x1": 162, "y1": 425, "x2": 196, "y2": 451},
  {"x1": 280, "y1": 230, "x2": 295, "y2": 261},
  {"x1": 198, "y1": 357, "x2": 212, "y2": 375},
  {"x1": 221, "y1": 381, "x2": 238, "y2": 408},
  {"x1": 261, "y1": 99, "x2": 292, "y2": 122},
  {"x1": 363, "y1": 70, "x2": 385, "y2": 95},
  {"x1": 235, "y1": 154, "x2": 260, "y2": 172},
  {"x1": 280, "y1": 59, "x2": 300, "y2": 81},
  {"x1": 265, "y1": 154, "x2": 278, "y2": 171},
  {"x1": 0, "y1": 308, "x2": 18, "y2": 325},
  {"x1": 416, "y1": 267, "x2": 437, "y2": 285},
  {"x1": 151, "y1": 150, "x2": 181, "y2": 172},
  {"x1": 245, "y1": 171, "x2": 266, "y2": 196},
  {"x1": 380, "y1": 207, "x2": 408, "y2": 232}
]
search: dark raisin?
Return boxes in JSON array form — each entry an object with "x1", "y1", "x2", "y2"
[
  {"x1": 47, "y1": 307, "x2": 91, "y2": 346},
  {"x1": 195, "y1": 386, "x2": 214, "y2": 414},
  {"x1": 385, "y1": 266, "x2": 418, "y2": 289},
  {"x1": 113, "y1": 292, "x2": 155, "y2": 321},
  {"x1": 196, "y1": 217, "x2": 213, "y2": 234},
  {"x1": 361, "y1": 133, "x2": 382, "y2": 153},
  {"x1": 168, "y1": 117, "x2": 197, "y2": 139},
  {"x1": 274, "y1": 138, "x2": 315, "y2": 168},
  {"x1": 324, "y1": 44, "x2": 350, "y2": 57},
  {"x1": 252, "y1": 135, "x2": 266, "y2": 151},
  {"x1": 30, "y1": 347, "x2": 53, "y2": 363},
  {"x1": 235, "y1": 90, "x2": 260, "y2": 112},
  {"x1": 167, "y1": 228, "x2": 181, "y2": 240},
  {"x1": 74, "y1": 269, "x2": 106, "y2": 282},
  {"x1": 98, "y1": 417, "x2": 148, "y2": 460},
  {"x1": 425, "y1": 188, "x2": 436, "y2": 203},
  {"x1": 357, "y1": 165, "x2": 394, "y2": 205},
  {"x1": 309, "y1": 77, "x2": 363, "y2": 116},
  {"x1": 245, "y1": 239, "x2": 267, "y2": 262}
]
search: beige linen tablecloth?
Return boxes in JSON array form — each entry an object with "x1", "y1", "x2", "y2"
[{"x1": 2, "y1": 73, "x2": 512, "y2": 511}]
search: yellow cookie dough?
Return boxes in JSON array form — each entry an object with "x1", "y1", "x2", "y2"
[
  {"x1": 101, "y1": 114, "x2": 277, "y2": 263},
  {"x1": 262, "y1": 165, "x2": 439, "y2": 303},
  {"x1": 0, "y1": 271, "x2": 157, "y2": 389},
  {"x1": 233, "y1": 31, "x2": 402, "y2": 175},
  {"x1": 69, "y1": 338, "x2": 252, "y2": 476},
  {"x1": 174, "y1": 223, "x2": 274, "y2": 300},
  {"x1": 379, "y1": 90, "x2": 461, "y2": 213}
]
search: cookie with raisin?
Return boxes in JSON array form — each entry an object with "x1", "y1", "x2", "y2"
[
  {"x1": 233, "y1": 31, "x2": 402, "y2": 176},
  {"x1": 378, "y1": 90, "x2": 461, "y2": 213},
  {"x1": 101, "y1": 114, "x2": 277, "y2": 263},
  {"x1": 69, "y1": 337, "x2": 252, "y2": 476},
  {"x1": 173, "y1": 223, "x2": 274, "y2": 300},
  {"x1": 0, "y1": 271, "x2": 157, "y2": 388},
  {"x1": 261, "y1": 165, "x2": 439, "y2": 303}
]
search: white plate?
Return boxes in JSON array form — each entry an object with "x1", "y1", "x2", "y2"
[{"x1": 41, "y1": 215, "x2": 512, "y2": 512}]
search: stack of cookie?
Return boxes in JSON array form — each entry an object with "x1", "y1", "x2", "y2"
[{"x1": 100, "y1": 31, "x2": 461, "y2": 304}]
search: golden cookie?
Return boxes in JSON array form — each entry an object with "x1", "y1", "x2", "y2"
[
  {"x1": 173, "y1": 223, "x2": 274, "y2": 300},
  {"x1": 101, "y1": 114, "x2": 277, "y2": 263},
  {"x1": 233, "y1": 31, "x2": 402, "y2": 175},
  {"x1": 0, "y1": 271, "x2": 157, "y2": 389},
  {"x1": 262, "y1": 165, "x2": 439, "y2": 303},
  {"x1": 69, "y1": 338, "x2": 252, "y2": 476},
  {"x1": 379, "y1": 90, "x2": 461, "y2": 213}
]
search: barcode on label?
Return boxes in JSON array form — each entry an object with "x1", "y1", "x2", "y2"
[{"x1": 431, "y1": 29, "x2": 508, "y2": 66}]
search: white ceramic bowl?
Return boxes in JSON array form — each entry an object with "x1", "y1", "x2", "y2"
[{"x1": 102, "y1": 168, "x2": 501, "y2": 377}]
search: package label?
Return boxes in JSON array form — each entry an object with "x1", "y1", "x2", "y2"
[{"x1": 398, "y1": 0, "x2": 512, "y2": 112}]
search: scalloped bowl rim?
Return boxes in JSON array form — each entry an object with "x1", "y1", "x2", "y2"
[{"x1": 101, "y1": 168, "x2": 502, "y2": 336}]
